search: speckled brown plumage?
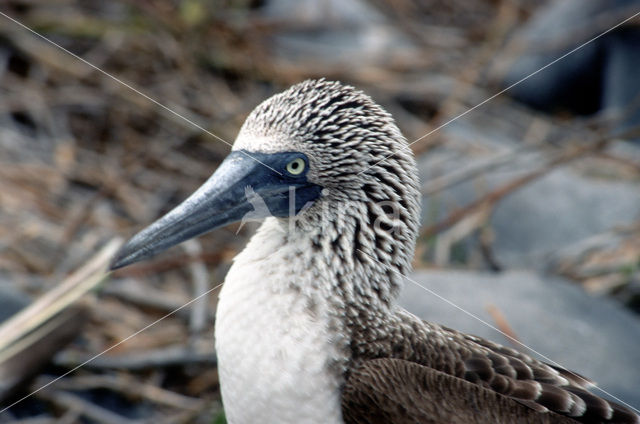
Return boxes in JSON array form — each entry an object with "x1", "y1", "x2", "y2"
[
  {"x1": 341, "y1": 307, "x2": 638, "y2": 423},
  {"x1": 342, "y1": 358, "x2": 580, "y2": 424}
]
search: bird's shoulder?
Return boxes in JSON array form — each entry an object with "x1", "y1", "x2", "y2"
[
  {"x1": 346, "y1": 308, "x2": 639, "y2": 424},
  {"x1": 342, "y1": 357, "x2": 580, "y2": 424}
]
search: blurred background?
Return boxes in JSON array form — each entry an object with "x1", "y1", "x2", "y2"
[{"x1": 0, "y1": 0, "x2": 639, "y2": 422}]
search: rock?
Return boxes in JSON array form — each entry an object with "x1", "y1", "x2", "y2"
[
  {"x1": 492, "y1": 0, "x2": 640, "y2": 137},
  {"x1": 417, "y1": 136, "x2": 640, "y2": 269},
  {"x1": 0, "y1": 283, "x2": 30, "y2": 323},
  {"x1": 261, "y1": 0, "x2": 417, "y2": 66},
  {"x1": 490, "y1": 167, "x2": 640, "y2": 267}
]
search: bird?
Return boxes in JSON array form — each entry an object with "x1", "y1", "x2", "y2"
[{"x1": 110, "y1": 79, "x2": 640, "y2": 424}]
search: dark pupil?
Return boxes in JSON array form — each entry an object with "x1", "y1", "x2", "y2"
[{"x1": 291, "y1": 161, "x2": 299, "y2": 169}]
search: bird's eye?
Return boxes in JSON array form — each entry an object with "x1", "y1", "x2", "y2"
[{"x1": 286, "y1": 158, "x2": 306, "y2": 175}]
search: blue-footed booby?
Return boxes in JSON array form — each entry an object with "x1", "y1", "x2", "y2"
[{"x1": 111, "y1": 79, "x2": 639, "y2": 424}]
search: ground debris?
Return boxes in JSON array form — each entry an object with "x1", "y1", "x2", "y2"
[{"x1": 1, "y1": 0, "x2": 638, "y2": 421}]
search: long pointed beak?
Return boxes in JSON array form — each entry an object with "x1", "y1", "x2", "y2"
[{"x1": 109, "y1": 151, "x2": 321, "y2": 270}]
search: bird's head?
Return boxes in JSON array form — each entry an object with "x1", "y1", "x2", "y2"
[{"x1": 110, "y1": 79, "x2": 419, "y2": 270}]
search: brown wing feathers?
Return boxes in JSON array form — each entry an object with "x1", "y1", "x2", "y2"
[
  {"x1": 458, "y1": 331, "x2": 637, "y2": 423},
  {"x1": 342, "y1": 358, "x2": 581, "y2": 424},
  {"x1": 346, "y1": 313, "x2": 639, "y2": 424}
]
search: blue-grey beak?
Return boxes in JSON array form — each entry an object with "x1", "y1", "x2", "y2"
[{"x1": 110, "y1": 150, "x2": 322, "y2": 270}]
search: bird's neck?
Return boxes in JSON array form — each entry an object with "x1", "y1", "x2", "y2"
[
  {"x1": 238, "y1": 201, "x2": 416, "y2": 351},
  {"x1": 215, "y1": 203, "x2": 416, "y2": 422},
  {"x1": 221, "y1": 195, "x2": 418, "y2": 342},
  {"x1": 216, "y1": 217, "x2": 349, "y2": 423},
  {"x1": 282, "y1": 198, "x2": 414, "y2": 305}
]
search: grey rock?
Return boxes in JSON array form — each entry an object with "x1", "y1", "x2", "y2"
[
  {"x1": 494, "y1": 0, "x2": 640, "y2": 135},
  {"x1": 0, "y1": 283, "x2": 29, "y2": 323},
  {"x1": 417, "y1": 137, "x2": 640, "y2": 269},
  {"x1": 490, "y1": 167, "x2": 640, "y2": 267},
  {"x1": 261, "y1": 0, "x2": 416, "y2": 66}
]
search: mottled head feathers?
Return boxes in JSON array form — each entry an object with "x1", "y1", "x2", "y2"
[{"x1": 235, "y1": 79, "x2": 420, "y2": 301}]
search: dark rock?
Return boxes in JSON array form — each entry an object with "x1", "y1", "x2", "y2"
[{"x1": 495, "y1": 0, "x2": 640, "y2": 138}]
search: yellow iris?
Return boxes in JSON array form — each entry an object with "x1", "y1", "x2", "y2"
[{"x1": 286, "y1": 158, "x2": 305, "y2": 175}]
